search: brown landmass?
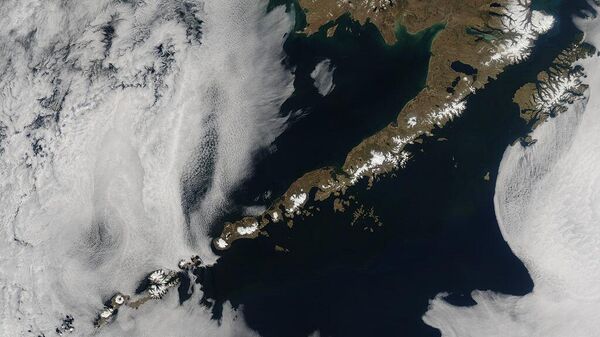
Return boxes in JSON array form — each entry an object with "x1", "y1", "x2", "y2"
[
  {"x1": 215, "y1": 0, "x2": 548, "y2": 250},
  {"x1": 513, "y1": 37, "x2": 595, "y2": 129}
]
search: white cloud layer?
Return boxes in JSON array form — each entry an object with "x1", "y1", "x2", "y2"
[
  {"x1": 0, "y1": 0, "x2": 293, "y2": 336},
  {"x1": 310, "y1": 59, "x2": 335, "y2": 96},
  {"x1": 423, "y1": 11, "x2": 600, "y2": 337},
  {"x1": 102, "y1": 292, "x2": 259, "y2": 337}
]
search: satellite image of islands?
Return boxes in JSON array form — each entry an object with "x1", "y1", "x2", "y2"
[{"x1": 2, "y1": 0, "x2": 600, "y2": 336}]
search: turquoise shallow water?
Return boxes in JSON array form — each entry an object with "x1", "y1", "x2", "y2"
[{"x1": 191, "y1": 1, "x2": 597, "y2": 336}]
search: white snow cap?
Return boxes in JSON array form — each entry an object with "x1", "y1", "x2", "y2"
[
  {"x1": 287, "y1": 192, "x2": 308, "y2": 213},
  {"x1": 487, "y1": 1, "x2": 554, "y2": 65},
  {"x1": 237, "y1": 221, "x2": 259, "y2": 235}
]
